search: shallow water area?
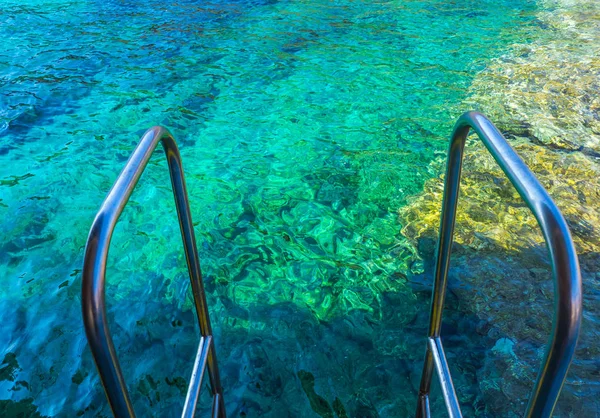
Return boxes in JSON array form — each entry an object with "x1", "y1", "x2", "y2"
[{"x1": 2, "y1": 0, "x2": 596, "y2": 416}]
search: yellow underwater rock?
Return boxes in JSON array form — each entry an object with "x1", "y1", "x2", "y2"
[
  {"x1": 400, "y1": 0, "x2": 600, "y2": 256},
  {"x1": 399, "y1": 139, "x2": 600, "y2": 254}
]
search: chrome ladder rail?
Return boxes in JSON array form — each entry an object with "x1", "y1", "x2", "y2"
[
  {"x1": 415, "y1": 112, "x2": 583, "y2": 417},
  {"x1": 82, "y1": 126, "x2": 226, "y2": 418}
]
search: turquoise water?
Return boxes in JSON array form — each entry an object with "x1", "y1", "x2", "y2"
[{"x1": 2, "y1": 0, "x2": 596, "y2": 416}]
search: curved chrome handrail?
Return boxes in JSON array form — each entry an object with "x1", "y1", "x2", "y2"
[
  {"x1": 82, "y1": 127, "x2": 226, "y2": 418},
  {"x1": 415, "y1": 112, "x2": 582, "y2": 418}
]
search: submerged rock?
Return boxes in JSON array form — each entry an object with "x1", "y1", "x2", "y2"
[
  {"x1": 400, "y1": 139, "x2": 600, "y2": 253},
  {"x1": 465, "y1": 0, "x2": 600, "y2": 154}
]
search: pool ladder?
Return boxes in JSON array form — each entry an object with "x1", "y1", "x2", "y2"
[
  {"x1": 82, "y1": 112, "x2": 582, "y2": 418},
  {"x1": 82, "y1": 127, "x2": 225, "y2": 417},
  {"x1": 415, "y1": 112, "x2": 582, "y2": 417}
]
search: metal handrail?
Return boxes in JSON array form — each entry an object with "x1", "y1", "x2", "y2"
[
  {"x1": 415, "y1": 112, "x2": 582, "y2": 418},
  {"x1": 82, "y1": 126, "x2": 226, "y2": 418}
]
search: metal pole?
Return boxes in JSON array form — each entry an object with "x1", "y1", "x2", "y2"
[
  {"x1": 162, "y1": 137, "x2": 224, "y2": 402},
  {"x1": 415, "y1": 121, "x2": 467, "y2": 418}
]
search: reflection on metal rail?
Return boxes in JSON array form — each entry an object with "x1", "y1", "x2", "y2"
[
  {"x1": 415, "y1": 112, "x2": 583, "y2": 417},
  {"x1": 82, "y1": 127, "x2": 226, "y2": 418}
]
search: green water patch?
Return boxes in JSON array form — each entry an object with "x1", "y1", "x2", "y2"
[{"x1": 0, "y1": 0, "x2": 540, "y2": 416}]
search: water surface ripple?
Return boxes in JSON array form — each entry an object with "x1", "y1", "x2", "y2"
[{"x1": 5, "y1": 0, "x2": 593, "y2": 416}]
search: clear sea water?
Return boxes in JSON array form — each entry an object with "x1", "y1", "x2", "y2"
[{"x1": 0, "y1": 0, "x2": 596, "y2": 417}]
